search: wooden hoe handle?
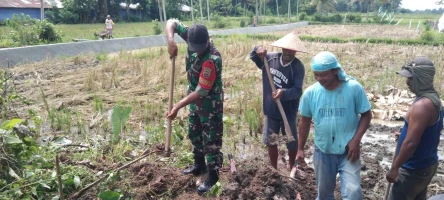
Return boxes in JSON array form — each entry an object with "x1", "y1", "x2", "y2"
[{"x1": 263, "y1": 59, "x2": 295, "y2": 142}]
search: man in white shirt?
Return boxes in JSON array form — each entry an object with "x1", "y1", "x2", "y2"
[{"x1": 105, "y1": 15, "x2": 114, "y2": 39}]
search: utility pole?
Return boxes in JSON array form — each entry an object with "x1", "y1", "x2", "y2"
[
  {"x1": 207, "y1": 0, "x2": 210, "y2": 22},
  {"x1": 40, "y1": 0, "x2": 44, "y2": 21}
]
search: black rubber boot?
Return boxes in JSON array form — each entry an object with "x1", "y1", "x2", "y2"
[
  {"x1": 197, "y1": 169, "x2": 219, "y2": 195},
  {"x1": 182, "y1": 155, "x2": 207, "y2": 175}
]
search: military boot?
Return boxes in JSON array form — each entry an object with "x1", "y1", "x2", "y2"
[
  {"x1": 182, "y1": 154, "x2": 207, "y2": 175},
  {"x1": 197, "y1": 169, "x2": 219, "y2": 194}
]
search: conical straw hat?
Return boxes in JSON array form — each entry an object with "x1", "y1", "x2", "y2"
[{"x1": 270, "y1": 32, "x2": 308, "y2": 53}]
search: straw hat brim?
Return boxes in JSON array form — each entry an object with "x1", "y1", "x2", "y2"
[{"x1": 270, "y1": 32, "x2": 308, "y2": 53}]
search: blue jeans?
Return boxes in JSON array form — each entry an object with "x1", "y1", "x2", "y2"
[{"x1": 313, "y1": 146, "x2": 362, "y2": 200}]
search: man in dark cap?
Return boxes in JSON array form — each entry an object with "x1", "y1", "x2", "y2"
[
  {"x1": 165, "y1": 20, "x2": 223, "y2": 194},
  {"x1": 386, "y1": 57, "x2": 443, "y2": 200}
]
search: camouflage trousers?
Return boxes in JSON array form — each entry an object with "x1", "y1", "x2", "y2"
[{"x1": 188, "y1": 102, "x2": 224, "y2": 170}]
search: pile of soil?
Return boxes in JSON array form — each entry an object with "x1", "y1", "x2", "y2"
[
  {"x1": 224, "y1": 164, "x2": 317, "y2": 199},
  {"x1": 129, "y1": 162, "x2": 195, "y2": 200}
]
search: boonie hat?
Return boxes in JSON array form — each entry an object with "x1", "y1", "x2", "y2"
[
  {"x1": 188, "y1": 24, "x2": 209, "y2": 52},
  {"x1": 270, "y1": 32, "x2": 308, "y2": 53},
  {"x1": 107, "y1": 15, "x2": 110, "y2": 17}
]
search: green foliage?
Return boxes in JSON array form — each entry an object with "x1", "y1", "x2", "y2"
[
  {"x1": 300, "y1": 3, "x2": 317, "y2": 15},
  {"x1": 312, "y1": 13, "x2": 343, "y2": 23},
  {"x1": 206, "y1": 181, "x2": 222, "y2": 197},
  {"x1": 424, "y1": 23, "x2": 432, "y2": 31},
  {"x1": 152, "y1": 19, "x2": 162, "y2": 35},
  {"x1": 6, "y1": 13, "x2": 62, "y2": 46},
  {"x1": 110, "y1": 106, "x2": 132, "y2": 144},
  {"x1": 93, "y1": 95, "x2": 103, "y2": 113},
  {"x1": 346, "y1": 13, "x2": 362, "y2": 23},
  {"x1": 240, "y1": 19, "x2": 246, "y2": 27},
  {"x1": 213, "y1": 14, "x2": 228, "y2": 28},
  {"x1": 421, "y1": 31, "x2": 434, "y2": 42},
  {"x1": 372, "y1": 15, "x2": 388, "y2": 24},
  {"x1": 98, "y1": 190, "x2": 122, "y2": 200},
  {"x1": 299, "y1": 12, "x2": 307, "y2": 21},
  {"x1": 0, "y1": 70, "x2": 30, "y2": 119},
  {"x1": 39, "y1": 20, "x2": 62, "y2": 42},
  {"x1": 330, "y1": 14, "x2": 343, "y2": 23},
  {"x1": 266, "y1": 17, "x2": 277, "y2": 24}
]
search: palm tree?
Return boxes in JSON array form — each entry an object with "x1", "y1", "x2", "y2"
[{"x1": 311, "y1": 0, "x2": 336, "y2": 14}]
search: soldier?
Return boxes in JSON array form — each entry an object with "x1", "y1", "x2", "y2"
[{"x1": 165, "y1": 20, "x2": 223, "y2": 195}]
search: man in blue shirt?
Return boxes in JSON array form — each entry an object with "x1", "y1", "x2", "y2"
[
  {"x1": 250, "y1": 32, "x2": 306, "y2": 170},
  {"x1": 386, "y1": 57, "x2": 443, "y2": 200},
  {"x1": 297, "y1": 51, "x2": 372, "y2": 200}
]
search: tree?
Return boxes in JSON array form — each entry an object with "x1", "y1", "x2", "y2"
[{"x1": 311, "y1": 0, "x2": 336, "y2": 13}]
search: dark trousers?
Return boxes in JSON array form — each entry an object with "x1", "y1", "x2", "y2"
[{"x1": 389, "y1": 162, "x2": 438, "y2": 200}]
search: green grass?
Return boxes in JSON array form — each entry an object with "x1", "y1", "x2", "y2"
[{"x1": 0, "y1": 16, "x2": 295, "y2": 47}]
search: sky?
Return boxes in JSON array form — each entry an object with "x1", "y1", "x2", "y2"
[{"x1": 401, "y1": 0, "x2": 444, "y2": 11}]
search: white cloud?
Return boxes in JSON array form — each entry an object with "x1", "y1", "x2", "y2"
[{"x1": 401, "y1": 0, "x2": 444, "y2": 11}]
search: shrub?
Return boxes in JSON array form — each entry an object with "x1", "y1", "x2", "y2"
[
  {"x1": 330, "y1": 14, "x2": 343, "y2": 23},
  {"x1": 421, "y1": 31, "x2": 434, "y2": 42},
  {"x1": 313, "y1": 13, "x2": 322, "y2": 22},
  {"x1": 152, "y1": 19, "x2": 162, "y2": 35},
  {"x1": 299, "y1": 12, "x2": 307, "y2": 21},
  {"x1": 347, "y1": 13, "x2": 362, "y2": 23},
  {"x1": 39, "y1": 20, "x2": 62, "y2": 42},
  {"x1": 5, "y1": 14, "x2": 62, "y2": 45},
  {"x1": 266, "y1": 17, "x2": 277, "y2": 24},
  {"x1": 212, "y1": 14, "x2": 227, "y2": 28},
  {"x1": 240, "y1": 19, "x2": 246, "y2": 27}
]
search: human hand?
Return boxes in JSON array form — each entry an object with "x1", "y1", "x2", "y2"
[
  {"x1": 272, "y1": 89, "x2": 283, "y2": 100},
  {"x1": 386, "y1": 167, "x2": 399, "y2": 183},
  {"x1": 256, "y1": 46, "x2": 267, "y2": 61},
  {"x1": 346, "y1": 139, "x2": 360, "y2": 162},
  {"x1": 165, "y1": 107, "x2": 178, "y2": 120},
  {"x1": 393, "y1": 131, "x2": 400, "y2": 141},
  {"x1": 168, "y1": 41, "x2": 178, "y2": 59},
  {"x1": 296, "y1": 150, "x2": 307, "y2": 167}
]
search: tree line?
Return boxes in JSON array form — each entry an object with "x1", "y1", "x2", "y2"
[{"x1": 44, "y1": 0, "x2": 404, "y2": 24}]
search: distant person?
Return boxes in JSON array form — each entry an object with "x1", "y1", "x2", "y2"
[
  {"x1": 386, "y1": 57, "x2": 443, "y2": 200},
  {"x1": 252, "y1": 16, "x2": 257, "y2": 27},
  {"x1": 249, "y1": 32, "x2": 306, "y2": 170},
  {"x1": 105, "y1": 15, "x2": 114, "y2": 39},
  {"x1": 297, "y1": 51, "x2": 372, "y2": 200},
  {"x1": 165, "y1": 19, "x2": 223, "y2": 195}
]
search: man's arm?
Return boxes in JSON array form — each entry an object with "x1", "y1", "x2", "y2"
[
  {"x1": 347, "y1": 110, "x2": 372, "y2": 162},
  {"x1": 298, "y1": 116, "x2": 311, "y2": 151},
  {"x1": 167, "y1": 91, "x2": 200, "y2": 119},
  {"x1": 392, "y1": 100, "x2": 433, "y2": 169},
  {"x1": 249, "y1": 45, "x2": 266, "y2": 69},
  {"x1": 280, "y1": 62, "x2": 305, "y2": 101}
]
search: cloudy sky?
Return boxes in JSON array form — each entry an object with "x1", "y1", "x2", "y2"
[{"x1": 401, "y1": 0, "x2": 444, "y2": 11}]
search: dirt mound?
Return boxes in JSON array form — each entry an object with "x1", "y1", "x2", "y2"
[
  {"x1": 129, "y1": 162, "x2": 195, "y2": 200},
  {"x1": 223, "y1": 163, "x2": 317, "y2": 199}
]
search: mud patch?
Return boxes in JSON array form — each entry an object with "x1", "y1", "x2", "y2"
[
  {"x1": 129, "y1": 162, "x2": 195, "y2": 200},
  {"x1": 221, "y1": 162, "x2": 317, "y2": 199}
]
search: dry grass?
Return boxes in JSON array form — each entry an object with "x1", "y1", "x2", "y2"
[{"x1": 9, "y1": 25, "x2": 444, "y2": 132}]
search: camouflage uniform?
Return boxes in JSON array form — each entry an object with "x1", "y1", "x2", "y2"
[{"x1": 173, "y1": 20, "x2": 224, "y2": 170}]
